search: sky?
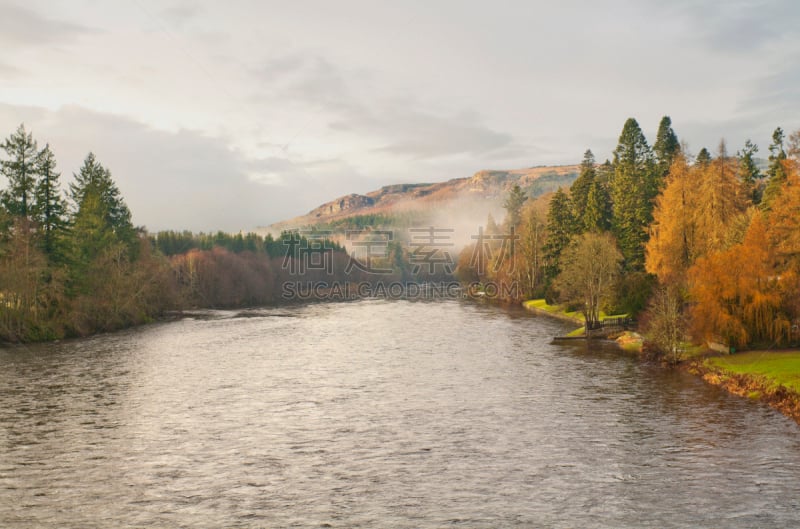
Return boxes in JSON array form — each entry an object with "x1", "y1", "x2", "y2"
[{"x1": 1, "y1": 0, "x2": 799, "y2": 232}]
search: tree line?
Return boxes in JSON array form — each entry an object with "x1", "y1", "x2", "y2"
[
  {"x1": 457, "y1": 117, "x2": 800, "y2": 359},
  {"x1": 0, "y1": 124, "x2": 359, "y2": 342}
]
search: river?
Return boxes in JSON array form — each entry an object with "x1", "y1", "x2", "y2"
[{"x1": 1, "y1": 299, "x2": 799, "y2": 528}]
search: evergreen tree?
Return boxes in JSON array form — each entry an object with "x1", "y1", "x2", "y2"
[
  {"x1": 737, "y1": 139, "x2": 762, "y2": 204},
  {"x1": 485, "y1": 213, "x2": 500, "y2": 235},
  {"x1": 33, "y1": 144, "x2": 68, "y2": 257},
  {"x1": 1, "y1": 124, "x2": 39, "y2": 218},
  {"x1": 69, "y1": 152, "x2": 135, "y2": 246},
  {"x1": 67, "y1": 153, "x2": 137, "y2": 293},
  {"x1": 543, "y1": 187, "x2": 575, "y2": 278},
  {"x1": 503, "y1": 183, "x2": 527, "y2": 227},
  {"x1": 763, "y1": 127, "x2": 788, "y2": 208},
  {"x1": 610, "y1": 117, "x2": 655, "y2": 269},
  {"x1": 570, "y1": 149, "x2": 596, "y2": 231},
  {"x1": 653, "y1": 116, "x2": 680, "y2": 179},
  {"x1": 696, "y1": 147, "x2": 712, "y2": 167},
  {"x1": 583, "y1": 180, "x2": 611, "y2": 232}
]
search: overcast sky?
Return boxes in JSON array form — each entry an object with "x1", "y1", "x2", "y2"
[{"x1": 1, "y1": 0, "x2": 798, "y2": 232}]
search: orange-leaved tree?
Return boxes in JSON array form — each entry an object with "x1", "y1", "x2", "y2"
[{"x1": 688, "y1": 213, "x2": 790, "y2": 349}]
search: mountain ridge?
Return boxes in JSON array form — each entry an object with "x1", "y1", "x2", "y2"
[{"x1": 267, "y1": 164, "x2": 580, "y2": 230}]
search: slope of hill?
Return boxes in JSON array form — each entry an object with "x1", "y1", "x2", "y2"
[{"x1": 268, "y1": 164, "x2": 579, "y2": 231}]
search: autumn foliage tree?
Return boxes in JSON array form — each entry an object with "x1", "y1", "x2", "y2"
[
  {"x1": 689, "y1": 214, "x2": 791, "y2": 349},
  {"x1": 555, "y1": 232, "x2": 623, "y2": 329}
]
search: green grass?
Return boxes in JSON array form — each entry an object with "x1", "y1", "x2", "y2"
[
  {"x1": 707, "y1": 351, "x2": 800, "y2": 393},
  {"x1": 523, "y1": 299, "x2": 631, "y2": 338},
  {"x1": 523, "y1": 299, "x2": 583, "y2": 323},
  {"x1": 522, "y1": 299, "x2": 627, "y2": 323},
  {"x1": 566, "y1": 327, "x2": 586, "y2": 337}
]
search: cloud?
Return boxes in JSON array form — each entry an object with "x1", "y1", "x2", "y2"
[
  {"x1": 160, "y1": 4, "x2": 202, "y2": 27},
  {"x1": 648, "y1": 0, "x2": 800, "y2": 52},
  {"x1": 742, "y1": 56, "x2": 800, "y2": 127},
  {"x1": 253, "y1": 53, "x2": 520, "y2": 161},
  {"x1": 366, "y1": 110, "x2": 513, "y2": 159},
  {"x1": 0, "y1": 103, "x2": 370, "y2": 231},
  {"x1": 0, "y1": 62, "x2": 24, "y2": 78},
  {"x1": 0, "y1": 4, "x2": 95, "y2": 48}
]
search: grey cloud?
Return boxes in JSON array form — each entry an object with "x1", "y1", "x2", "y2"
[
  {"x1": 649, "y1": 0, "x2": 800, "y2": 51},
  {"x1": 160, "y1": 4, "x2": 202, "y2": 27},
  {"x1": 257, "y1": 55, "x2": 362, "y2": 116},
  {"x1": 0, "y1": 4, "x2": 95, "y2": 48},
  {"x1": 255, "y1": 53, "x2": 520, "y2": 160},
  {"x1": 0, "y1": 62, "x2": 24, "y2": 78},
  {"x1": 369, "y1": 110, "x2": 514, "y2": 159},
  {"x1": 743, "y1": 57, "x2": 800, "y2": 126},
  {"x1": 0, "y1": 103, "x2": 364, "y2": 231}
]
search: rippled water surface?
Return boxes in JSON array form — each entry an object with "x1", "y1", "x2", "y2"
[{"x1": 2, "y1": 299, "x2": 800, "y2": 528}]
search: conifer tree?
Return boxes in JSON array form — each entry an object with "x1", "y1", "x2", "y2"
[
  {"x1": 763, "y1": 127, "x2": 788, "y2": 208},
  {"x1": 543, "y1": 187, "x2": 575, "y2": 278},
  {"x1": 653, "y1": 116, "x2": 680, "y2": 179},
  {"x1": 695, "y1": 148, "x2": 712, "y2": 167},
  {"x1": 503, "y1": 183, "x2": 527, "y2": 227},
  {"x1": 737, "y1": 139, "x2": 761, "y2": 204},
  {"x1": 33, "y1": 144, "x2": 67, "y2": 257},
  {"x1": 583, "y1": 181, "x2": 611, "y2": 233},
  {"x1": 570, "y1": 149, "x2": 596, "y2": 230},
  {"x1": 67, "y1": 153, "x2": 137, "y2": 292},
  {"x1": 645, "y1": 152, "x2": 696, "y2": 283},
  {"x1": 69, "y1": 152, "x2": 135, "y2": 246},
  {"x1": 1, "y1": 124, "x2": 39, "y2": 218},
  {"x1": 695, "y1": 140, "x2": 748, "y2": 256},
  {"x1": 610, "y1": 118, "x2": 655, "y2": 269}
]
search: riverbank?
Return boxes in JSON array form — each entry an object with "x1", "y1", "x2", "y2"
[
  {"x1": 688, "y1": 351, "x2": 800, "y2": 424},
  {"x1": 522, "y1": 299, "x2": 640, "y2": 343},
  {"x1": 523, "y1": 299, "x2": 800, "y2": 425}
]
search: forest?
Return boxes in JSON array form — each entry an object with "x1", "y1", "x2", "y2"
[
  {"x1": 460, "y1": 116, "x2": 800, "y2": 359},
  {"x1": 2, "y1": 118, "x2": 800, "y2": 356},
  {"x1": 0, "y1": 124, "x2": 365, "y2": 341}
]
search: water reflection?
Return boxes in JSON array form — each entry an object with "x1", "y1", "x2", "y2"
[{"x1": 1, "y1": 300, "x2": 799, "y2": 528}]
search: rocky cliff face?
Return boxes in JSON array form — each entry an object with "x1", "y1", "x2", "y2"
[
  {"x1": 269, "y1": 164, "x2": 579, "y2": 230},
  {"x1": 310, "y1": 194, "x2": 376, "y2": 218}
]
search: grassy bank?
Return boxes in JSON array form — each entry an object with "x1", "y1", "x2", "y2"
[
  {"x1": 706, "y1": 351, "x2": 800, "y2": 392},
  {"x1": 522, "y1": 299, "x2": 585, "y2": 326},
  {"x1": 692, "y1": 351, "x2": 800, "y2": 424},
  {"x1": 522, "y1": 299, "x2": 631, "y2": 339}
]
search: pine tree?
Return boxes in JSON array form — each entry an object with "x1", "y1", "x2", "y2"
[
  {"x1": 695, "y1": 148, "x2": 712, "y2": 167},
  {"x1": 33, "y1": 144, "x2": 67, "y2": 257},
  {"x1": 1, "y1": 124, "x2": 39, "y2": 218},
  {"x1": 543, "y1": 187, "x2": 575, "y2": 279},
  {"x1": 763, "y1": 127, "x2": 788, "y2": 208},
  {"x1": 503, "y1": 183, "x2": 527, "y2": 227},
  {"x1": 610, "y1": 118, "x2": 655, "y2": 269},
  {"x1": 737, "y1": 139, "x2": 762, "y2": 204},
  {"x1": 653, "y1": 116, "x2": 680, "y2": 180},
  {"x1": 583, "y1": 180, "x2": 611, "y2": 233},
  {"x1": 67, "y1": 153, "x2": 137, "y2": 292},
  {"x1": 69, "y1": 152, "x2": 135, "y2": 246},
  {"x1": 570, "y1": 149, "x2": 596, "y2": 231}
]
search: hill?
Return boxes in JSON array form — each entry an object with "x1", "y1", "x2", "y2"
[{"x1": 266, "y1": 164, "x2": 579, "y2": 232}]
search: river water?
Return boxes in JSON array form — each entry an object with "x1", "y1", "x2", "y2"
[{"x1": 1, "y1": 299, "x2": 799, "y2": 528}]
